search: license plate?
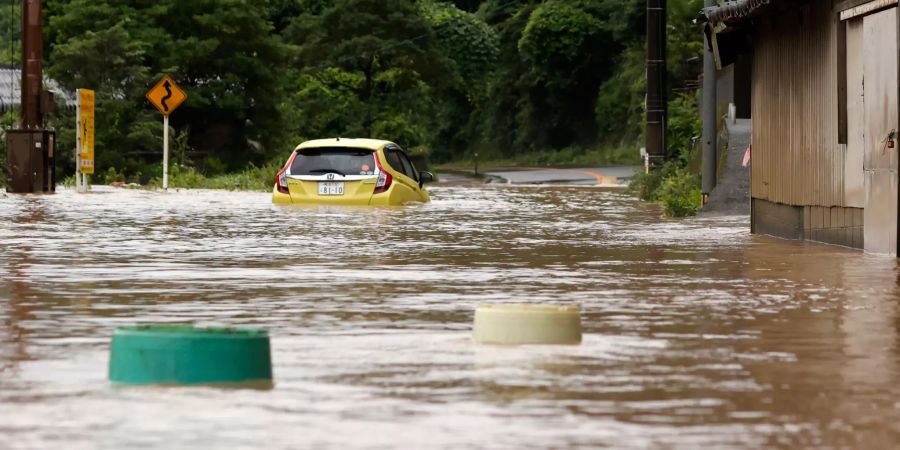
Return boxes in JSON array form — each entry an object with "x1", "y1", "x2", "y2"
[{"x1": 317, "y1": 181, "x2": 345, "y2": 196}]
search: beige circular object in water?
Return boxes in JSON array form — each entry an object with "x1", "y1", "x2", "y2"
[{"x1": 473, "y1": 304, "x2": 582, "y2": 345}]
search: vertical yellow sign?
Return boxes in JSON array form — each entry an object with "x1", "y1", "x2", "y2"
[{"x1": 78, "y1": 89, "x2": 95, "y2": 175}]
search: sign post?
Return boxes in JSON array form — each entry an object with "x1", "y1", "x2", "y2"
[
  {"x1": 75, "y1": 96, "x2": 80, "y2": 191},
  {"x1": 145, "y1": 75, "x2": 187, "y2": 190},
  {"x1": 163, "y1": 115, "x2": 169, "y2": 189},
  {"x1": 75, "y1": 89, "x2": 95, "y2": 192}
]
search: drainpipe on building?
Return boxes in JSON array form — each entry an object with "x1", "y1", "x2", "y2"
[{"x1": 701, "y1": 0, "x2": 717, "y2": 204}]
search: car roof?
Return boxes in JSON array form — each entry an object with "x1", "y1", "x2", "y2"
[{"x1": 295, "y1": 138, "x2": 397, "y2": 151}]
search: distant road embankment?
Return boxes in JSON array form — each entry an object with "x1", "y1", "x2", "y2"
[{"x1": 476, "y1": 166, "x2": 640, "y2": 187}]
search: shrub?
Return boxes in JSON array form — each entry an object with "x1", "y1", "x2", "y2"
[
  {"x1": 628, "y1": 161, "x2": 701, "y2": 217},
  {"x1": 0, "y1": 141, "x2": 5, "y2": 189},
  {"x1": 629, "y1": 90, "x2": 703, "y2": 217},
  {"x1": 658, "y1": 166, "x2": 701, "y2": 218},
  {"x1": 96, "y1": 166, "x2": 125, "y2": 185},
  {"x1": 627, "y1": 161, "x2": 674, "y2": 202}
]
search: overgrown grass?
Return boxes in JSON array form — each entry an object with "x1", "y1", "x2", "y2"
[
  {"x1": 57, "y1": 163, "x2": 280, "y2": 191},
  {"x1": 146, "y1": 164, "x2": 280, "y2": 191}
]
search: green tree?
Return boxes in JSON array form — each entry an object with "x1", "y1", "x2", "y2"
[
  {"x1": 45, "y1": 0, "x2": 159, "y2": 178},
  {"x1": 44, "y1": 0, "x2": 292, "y2": 177},
  {"x1": 16, "y1": 0, "x2": 705, "y2": 182},
  {"x1": 516, "y1": 0, "x2": 644, "y2": 149},
  {"x1": 283, "y1": 0, "x2": 452, "y2": 149},
  {"x1": 418, "y1": 0, "x2": 498, "y2": 160},
  {"x1": 667, "y1": 0, "x2": 704, "y2": 87},
  {"x1": 450, "y1": 0, "x2": 488, "y2": 12},
  {"x1": 473, "y1": 0, "x2": 537, "y2": 157},
  {"x1": 420, "y1": 0, "x2": 498, "y2": 98},
  {"x1": 595, "y1": 45, "x2": 645, "y2": 146},
  {"x1": 0, "y1": 0, "x2": 20, "y2": 65},
  {"x1": 469, "y1": 0, "x2": 646, "y2": 157},
  {"x1": 150, "y1": 0, "x2": 291, "y2": 169}
]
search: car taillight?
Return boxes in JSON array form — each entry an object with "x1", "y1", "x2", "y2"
[
  {"x1": 276, "y1": 152, "x2": 297, "y2": 194},
  {"x1": 374, "y1": 154, "x2": 392, "y2": 194}
]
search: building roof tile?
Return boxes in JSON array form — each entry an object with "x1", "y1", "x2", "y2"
[
  {"x1": 0, "y1": 65, "x2": 78, "y2": 113},
  {"x1": 700, "y1": 0, "x2": 775, "y2": 26}
]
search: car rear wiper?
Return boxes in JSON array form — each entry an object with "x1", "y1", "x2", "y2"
[{"x1": 309, "y1": 169, "x2": 346, "y2": 176}]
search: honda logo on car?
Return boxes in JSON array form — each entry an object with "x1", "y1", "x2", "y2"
[{"x1": 327, "y1": 173, "x2": 335, "y2": 180}]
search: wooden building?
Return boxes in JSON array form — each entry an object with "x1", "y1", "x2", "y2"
[{"x1": 703, "y1": 0, "x2": 899, "y2": 255}]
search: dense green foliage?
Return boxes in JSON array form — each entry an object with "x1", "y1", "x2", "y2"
[
  {"x1": 0, "y1": 0, "x2": 704, "y2": 184},
  {"x1": 0, "y1": 1, "x2": 18, "y2": 65}
]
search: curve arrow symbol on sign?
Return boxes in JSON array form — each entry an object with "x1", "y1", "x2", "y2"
[
  {"x1": 161, "y1": 80, "x2": 173, "y2": 112},
  {"x1": 147, "y1": 76, "x2": 186, "y2": 116}
]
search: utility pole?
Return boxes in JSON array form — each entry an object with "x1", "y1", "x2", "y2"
[
  {"x1": 701, "y1": 0, "x2": 718, "y2": 203},
  {"x1": 646, "y1": 0, "x2": 667, "y2": 163},
  {"x1": 5, "y1": 0, "x2": 55, "y2": 193},
  {"x1": 20, "y1": 0, "x2": 41, "y2": 130}
]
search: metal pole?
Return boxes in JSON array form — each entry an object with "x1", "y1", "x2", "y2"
[
  {"x1": 75, "y1": 91, "x2": 82, "y2": 192},
  {"x1": 20, "y1": 0, "x2": 42, "y2": 129},
  {"x1": 7, "y1": 0, "x2": 53, "y2": 194},
  {"x1": 163, "y1": 115, "x2": 169, "y2": 190},
  {"x1": 646, "y1": 0, "x2": 667, "y2": 161},
  {"x1": 701, "y1": 0, "x2": 718, "y2": 202}
]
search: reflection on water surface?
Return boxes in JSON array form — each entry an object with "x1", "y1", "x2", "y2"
[{"x1": 1, "y1": 185, "x2": 899, "y2": 449}]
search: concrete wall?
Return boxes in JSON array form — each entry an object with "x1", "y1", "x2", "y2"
[
  {"x1": 752, "y1": 198, "x2": 865, "y2": 249},
  {"x1": 717, "y1": 64, "x2": 735, "y2": 116},
  {"x1": 717, "y1": 56, "x2": 752, "y2": 120}
]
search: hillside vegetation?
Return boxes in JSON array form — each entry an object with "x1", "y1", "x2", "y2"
[{"x1": 0, "y1": 0, "x2": 703, "y2": 183}]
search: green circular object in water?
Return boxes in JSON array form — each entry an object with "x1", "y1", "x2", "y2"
[{"x1": 108, "y1": 325, "x2": 273, "y2": 386}]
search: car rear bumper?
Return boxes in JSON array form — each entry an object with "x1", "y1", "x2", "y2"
[{"x1": 271, "y1": 185, "x2": 428, "y2": 206}]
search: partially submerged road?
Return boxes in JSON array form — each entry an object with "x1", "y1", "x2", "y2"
[
  {"x1": 483, "y1": 166, "x2": 641, "y2": 186},
  {"x1": 4, "y1": 186, "x2": 899, "y2": 448}
]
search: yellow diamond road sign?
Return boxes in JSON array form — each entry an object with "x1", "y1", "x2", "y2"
[{"x1": 146, "y1": 75, "x2": 187, "y2": 116}]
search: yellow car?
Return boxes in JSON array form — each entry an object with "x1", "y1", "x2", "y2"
[{"x1": 272, "y1": 138, "x2": 433, "y2": 205}]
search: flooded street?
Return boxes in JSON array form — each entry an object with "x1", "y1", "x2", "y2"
[{"x1": 1, "y1": 184, "x2": 899, "y2": 449}]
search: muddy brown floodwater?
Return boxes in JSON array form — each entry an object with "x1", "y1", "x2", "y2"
[{"x1": 1, "y1": 184, "x2": 900, "y2": 449}]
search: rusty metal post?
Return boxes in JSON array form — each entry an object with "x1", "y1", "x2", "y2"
[
  {"x1": 21, "y1": 0, "x2": 42, "y2": 129},
  {"x1": 646, "y1": 0, "x2": 667, "y2": 163},
  {"x1": 5, "y1": 0, "x2": 54, "y2": 193},
  {"x1": 701, "y1": 0, "x2": 718, "y2": 203}
]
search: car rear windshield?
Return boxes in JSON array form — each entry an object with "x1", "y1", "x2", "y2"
[{"x1": 290, "y1": 147, "x2": 377, "y2": 177}]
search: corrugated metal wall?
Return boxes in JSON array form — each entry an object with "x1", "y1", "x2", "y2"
[{"x1": 752, "y1": 4, "x2": 847, "y2": 207}]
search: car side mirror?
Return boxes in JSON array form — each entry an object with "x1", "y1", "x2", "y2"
[{"x1": 419, "y1": 171, "x2": 434, "y2": 186}]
